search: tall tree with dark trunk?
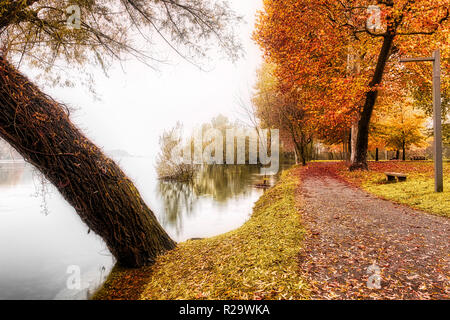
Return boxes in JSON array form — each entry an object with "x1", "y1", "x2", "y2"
[
  {"x1": 0, "y1": 0, "x2": 241, "y2": 267},
  {"x1": 254, "y1": 0, "x2": 449, "y2": 171},
  {"x1": 350, "y1": 32, "x2": 395, "y2": 170}
]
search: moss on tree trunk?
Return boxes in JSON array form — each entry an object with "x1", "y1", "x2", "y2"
[{"x1": 0, "y1": 57, "x2": 176, "y2": 267}]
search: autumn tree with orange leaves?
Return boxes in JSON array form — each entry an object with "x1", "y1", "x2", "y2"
[
  {"x1": 254, "y1": 0, "x2": 449, "y2": 170},
  {"x1": 370, "y1": 95, "x2": 427, "y2": 160},
  {"x1": 253, "y1": 62, "x2": 315, "y2": 166}
]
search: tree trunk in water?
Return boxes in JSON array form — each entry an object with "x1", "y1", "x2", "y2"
[
  {"x1": 0, "y1": 57, "x2": 176, "y2": 267},
  {"x1": 350, "y1": 34, "x2": 395, "y2": 171}
]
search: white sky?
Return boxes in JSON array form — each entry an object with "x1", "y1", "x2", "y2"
[{"x1": 41, "y1": 0, "x2": 263, "y2": 157}]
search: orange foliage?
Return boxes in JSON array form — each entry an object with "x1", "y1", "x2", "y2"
[{"x1": 254, "y1": 0, "x2": 449, "y2": 145}]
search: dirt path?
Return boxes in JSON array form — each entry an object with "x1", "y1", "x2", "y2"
[{"x1": 297, "y1": 164, "x2": 449, "y2": 299}]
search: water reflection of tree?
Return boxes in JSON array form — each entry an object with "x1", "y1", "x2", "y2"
[
  {"x1": 194, "y1": 165, "x2": 259, "y2": 202},
  {"x1": 157, "y1": 180, "x2": 197, "y2": 234},
  {"x1": 157, "y1": 165, "x2": 261, "y2": 232}
]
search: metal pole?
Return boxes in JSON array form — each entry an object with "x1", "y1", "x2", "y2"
[
  {"x1": 432, "y1": 50, "x2": 443, "y2": 192},
  {"x1": 399, "y1": 50, "x2": 443, "y2": 193}
]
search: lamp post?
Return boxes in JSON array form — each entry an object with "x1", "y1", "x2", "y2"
[{"x1": 400, "y1": 49, "x2": 443, "y2": 193}]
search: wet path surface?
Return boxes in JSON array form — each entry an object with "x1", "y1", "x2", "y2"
[{"x1": 297, "y1": 165, "x2": 449, "y2": 299}]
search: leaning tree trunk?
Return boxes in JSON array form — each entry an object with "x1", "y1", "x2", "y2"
[
  {"x1": 0, "y1": 57, "x2": 176, "y2": 267},
  {"x1": 350, "y1": 34, "x2": 395, "y2": 171}
]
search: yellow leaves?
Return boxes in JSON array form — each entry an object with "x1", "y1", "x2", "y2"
[
  {"x1": 370, "y1": 96, "x2": 428, "y2": 150},
  {"x1": 94, "y1": 169, "x2": 310, "y2": 300},
  {"x1": 337, "y1": 161, "x2": 450, "y2": 218}
]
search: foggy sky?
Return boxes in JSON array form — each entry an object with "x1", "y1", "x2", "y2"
[{"x1": 40, "y1": 0, "x2": 263, "y2": 159}]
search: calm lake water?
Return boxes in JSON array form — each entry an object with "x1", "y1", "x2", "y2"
[{"x1": 0, "y1": 157, "x2": 287, "y2": 300}]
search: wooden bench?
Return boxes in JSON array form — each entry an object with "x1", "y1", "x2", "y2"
[
  {"x1": 385, "y1": 172, "x2": 407, "y2": 182},
  {"x1": 410, "y1": 156, "x2": 427, "y2": 161}
]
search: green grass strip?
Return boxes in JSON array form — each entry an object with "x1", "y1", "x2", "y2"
[{"x1": 94, "y1": 168, "x2": 309, "y2": 300}]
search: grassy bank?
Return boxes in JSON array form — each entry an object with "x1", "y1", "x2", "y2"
[
  {"x1": 93, "y1": 168, "x2": 309, "y2": 300},
  {"x1": 336, "y1": 161, "x2": 450, "y2": 218}
]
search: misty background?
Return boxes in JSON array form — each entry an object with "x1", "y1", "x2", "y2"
[{"x1": 31, "y1": 0, "x2": 263, "y2": 161}]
